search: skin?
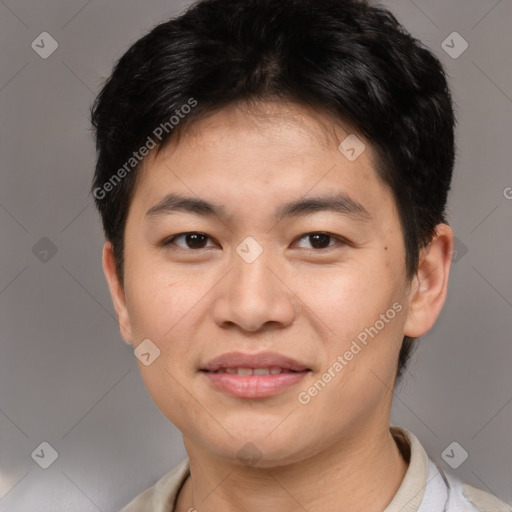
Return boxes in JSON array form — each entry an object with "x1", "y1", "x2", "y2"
[{"x1": 103, "y1": 101, "x2": 453, "y2": 512}]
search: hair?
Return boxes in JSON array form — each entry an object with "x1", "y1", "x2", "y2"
[{"x1": 90, "y1": 0, "x2": 456, "y2": 382}]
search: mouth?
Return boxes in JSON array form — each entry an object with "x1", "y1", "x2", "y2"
[
  {"x1": 204, "y1": 367, "x2": 306, "y2": 375},
  {"x1": 200, "y1": 352, "x2": 312, "y2": 399}
]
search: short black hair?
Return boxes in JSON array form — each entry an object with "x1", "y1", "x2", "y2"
[{"x1": 90, "y1": 0, "x2": 456, "y2": 382}]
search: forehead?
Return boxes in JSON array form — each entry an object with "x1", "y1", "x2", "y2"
[{"x1": 131, "y1": 101, "x2": 395, "y2": 226}]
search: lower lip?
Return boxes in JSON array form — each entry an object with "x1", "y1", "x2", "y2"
[{"x1": 201, "y1": 371, "x2": 310, "y2": 398}]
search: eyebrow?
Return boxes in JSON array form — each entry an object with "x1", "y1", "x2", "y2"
[
  {"x1": 275, "y1": 194, "x2": 371, "y2": 222},
  {"x1": 146, "y1": 194, "x2": 227, "y2": 219},
  {"x1": 145, "y1": 193, "x2": 371, "y2": 223}
]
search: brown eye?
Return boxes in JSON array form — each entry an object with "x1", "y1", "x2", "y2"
[
  {"x1": 164, "y1": 232, "x2": 215, "y2": 250},
  {"x1": 184, "y1": 233, "x2": 208, "y2": 249},
  {"x1": 295, "y1": 232, "x2": 340, "y2": 250},
  {"x1": 309, "y1": 233, "x2": 332, "y2": 249}
]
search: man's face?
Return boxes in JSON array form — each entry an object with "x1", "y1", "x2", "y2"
[{"x1": 114, "y1": 102, "x2": 415, "y2": 466}]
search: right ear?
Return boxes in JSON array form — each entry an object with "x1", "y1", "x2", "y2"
[{"x1": 102, "y1": 241, "x2": 134, "y2": 344}]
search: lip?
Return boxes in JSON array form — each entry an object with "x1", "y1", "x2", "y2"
[
  {"x1": 201, "y1": 351, "x2": 310, "y2": 372},
  {"x1": 200, "y1": 351, "x2": 311, "y2": 399}
]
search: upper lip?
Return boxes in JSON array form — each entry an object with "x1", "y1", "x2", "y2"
[{"x1": 201, "y1": 351, "x2": 311, "y2": 372}]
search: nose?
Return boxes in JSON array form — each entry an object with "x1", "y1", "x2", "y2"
[{"x1": 210, "y1": 246, "x2": 297, "y2": 333}]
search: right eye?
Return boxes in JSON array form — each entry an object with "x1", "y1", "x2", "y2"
[{"x1": 162, "y1": 232, "x2": 218, "y2": 250}]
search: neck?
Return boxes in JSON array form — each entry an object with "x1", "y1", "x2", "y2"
[{"x1": 175, "y1": 424, "x2": 409, "y2": 512}]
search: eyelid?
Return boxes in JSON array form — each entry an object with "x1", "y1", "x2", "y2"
[
  {"x1": 292, "y1": 232, "x2": 348, "y2": 250},
  {"x1": 162, "y1": 232, "x2": 219, "y2": 249}
]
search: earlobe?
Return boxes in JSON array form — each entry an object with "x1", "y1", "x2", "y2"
[
  {"x1": 102, "y1": 241, "x2": 134, "y2": 344},
  {"x1": 403, "y1": 224, "x2": 454, "y2": 338}
]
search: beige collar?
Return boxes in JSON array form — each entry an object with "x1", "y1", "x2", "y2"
[{"x1": 383, "y1": 426, "x2": 430, "y2": 512}]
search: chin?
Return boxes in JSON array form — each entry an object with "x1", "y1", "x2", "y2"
[{"x1": 211, "y1": 431, "x2": 312, "y2": 468}]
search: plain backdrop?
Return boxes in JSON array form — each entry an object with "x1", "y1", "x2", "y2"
[{"x1": 1, "y1": 0, "x2": 511, "y2": 510}]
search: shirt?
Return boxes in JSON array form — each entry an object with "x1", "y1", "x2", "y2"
[{"x1": 120, "y1": 426, "x2": 511, "y2": 512}]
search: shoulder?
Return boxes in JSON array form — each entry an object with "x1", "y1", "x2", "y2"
[
  {"x1": 120, "y1": 458, "x2": 190, "y2": 512},
  {"x1": 442, "y1": 470, "x2": 511, "y2": 512},
  {"x1": 393, "y1": 427, "x2": 510, "y2": 512}
]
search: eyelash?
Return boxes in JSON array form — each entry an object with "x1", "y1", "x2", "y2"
[{"x1": 161, "y1": 232, "x2": 348, "y2": 251}]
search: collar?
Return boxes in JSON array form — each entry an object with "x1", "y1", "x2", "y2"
[{"x1": 383, "y1": 426, "x2": 430, "y2": 512}]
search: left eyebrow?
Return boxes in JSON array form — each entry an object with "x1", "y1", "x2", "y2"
[{"x1": 274, "y1": 193, "x2": 372, "y2": 223}]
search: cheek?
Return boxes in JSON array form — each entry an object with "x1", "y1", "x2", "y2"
[
  {"x1": 302, "y1": 257, "x2": 406, "y2": 382},
  {"x1": 295, "y1": 260, "x2": 395, "y2": 339},
  {"x1": 125, "y1": 265, "x2": 213, "y2": 395},
  {"x1": 125, "y1": 270, "x2": 203, "y2": 423},
  {"x1": 125, "y1": 259, "x2": 194, "y2": 339}
]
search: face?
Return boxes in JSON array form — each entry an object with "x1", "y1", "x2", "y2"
[{"x1": 103, "y1": 102, "x2": 450, "y2": 467}]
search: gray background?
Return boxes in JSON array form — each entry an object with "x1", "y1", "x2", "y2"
[{"x1": 0, "y1": 0, "x2": 511, "y2": 510}]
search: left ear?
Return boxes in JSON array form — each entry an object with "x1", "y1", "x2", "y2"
[{"x1": 403, "y1": 223, "x2": 454, "y2": 338}]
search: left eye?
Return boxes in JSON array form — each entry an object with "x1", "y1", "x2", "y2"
[
  {"x1": 164, "y1": 232, "x2": 217, "y2": 250},
  {"x1": 294, "y1": 232, "x2": 341, "y2": 249}
]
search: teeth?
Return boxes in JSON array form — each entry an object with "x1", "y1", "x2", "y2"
[
  {"x1": 213, "y1": 367, "x2": 303, "y2": 375},
  {"x1": 218, "y1": 367, "x2": 290, "y2": 375}
]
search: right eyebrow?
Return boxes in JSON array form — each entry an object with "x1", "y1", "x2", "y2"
[{"x1": 145, "y1": 194, "x2": 226, "y2": 219}]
